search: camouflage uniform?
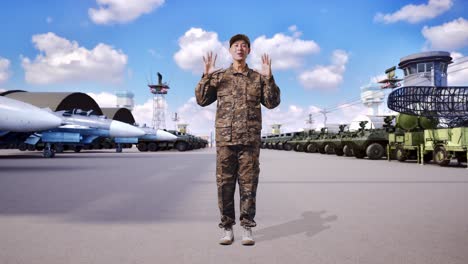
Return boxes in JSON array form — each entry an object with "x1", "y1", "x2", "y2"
[{"x1": 195, "y1": 64, "x2": 281, "y2": 228}]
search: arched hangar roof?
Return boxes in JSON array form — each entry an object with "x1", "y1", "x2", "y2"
[
  {"x1": 101, "y1": 108, "x2": 136, "y2": 124},
  {"x1": 1, "y1": 91, "x2": 103, "y2": 115}
]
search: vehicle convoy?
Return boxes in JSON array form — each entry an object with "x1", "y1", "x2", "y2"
[
  {"x1": 136, "y1": 126, "x2": 178, "y2": 152},
  {"x1": 293, "y1": 129, "x2": 321, "y2": 152},
  {"x1": 137, "y1": 129, "x2": 207, "y2": 152}
]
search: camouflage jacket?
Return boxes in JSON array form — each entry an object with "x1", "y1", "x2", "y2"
[{"x1": 195, "y1": 64, "x2": 281, "y2": 146}]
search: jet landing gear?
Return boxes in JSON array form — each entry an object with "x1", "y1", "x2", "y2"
[
  {"x1": 116, "y1": 143, "x2": 123, "y2": 153},
  {"x1": 43, "y1": 143, "x2": 55, "y2": 158}
]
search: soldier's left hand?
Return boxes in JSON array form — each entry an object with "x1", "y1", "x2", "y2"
[{"x1": 260, "y1": 53, "x2": 272, "y2": 78}]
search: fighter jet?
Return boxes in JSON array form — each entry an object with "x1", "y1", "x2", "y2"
[
  {"x1": 0, "y1": 96, "x2": 62, "y2": 132},
  {"x1": 26, "y1": 109, "x2": 145, "y2": 157}
]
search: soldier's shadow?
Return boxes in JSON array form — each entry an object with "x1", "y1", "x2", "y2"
[{"x1": 256, "y1": 210, "x2": 337, "y2": 242}]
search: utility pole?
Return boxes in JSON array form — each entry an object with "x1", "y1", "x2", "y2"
[
  {"x1": 172, "y1": 112, "x2": 180, "y2": 131},
  {"x1": 320, "y1": 109, "x2": 330, "y2": 128}
]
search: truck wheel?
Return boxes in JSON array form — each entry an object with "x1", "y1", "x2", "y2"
[
  {"x1": 27, "y1": 144, "x2": 36, "y2": 151},
  {"x1": 396, "y1": 147, "x2": 407, "y2": 162},
  {"x1": 335, "y1": 147, "x2": 344, "y2": 156},
  {"x1": 354, "y1": 149, "x2": 366, "y2": 159},
  {"x1": 18, "y1": 143, "x2": 27, "y2": 151},
  {"x1": 433, "y1": 146, "x2": 450, "y2": 166},
  {"x1": 176, "y1": 142, "x2": 188, "y2": 151},
  {"x1": 283, "y1": 143, "x2": 292, "y2": 151},
  {"x1": 74, "y1": 146, "x2": 82, "y2": 153},
  {"x1": 148, "y1": 143, "x2": 159, "y2": 152},
  {"x1": 343, "y1": 145, "x2": 353, "y2": 157},
  {"x1": 324, "y1": 144, "x2": 334, "y2": 154},
  {"x1": 296, "y1": 144, "x2": 304, "y2": 152},
  {"x1": 306, "y1": 143, "x2": 317, "y2": 153},
  {"x1": 137, "y1": 143, "x2": 148, "y2": 152},
  {"x1": 366, "y1": 143, "x2": 385, "y2": 160}
]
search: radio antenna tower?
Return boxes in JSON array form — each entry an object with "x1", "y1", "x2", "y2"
[
  {"x1": 305, "y1": 113, "x2": 314, "y2": 129},
  {"x1": 148, "y1": 72, "x2": 170, "y2": 129}
]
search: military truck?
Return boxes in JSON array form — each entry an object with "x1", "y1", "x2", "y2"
[
  {"x1": 289, "y1": 130, "x2": 320, "y2": 152},
  {"x1": 319, "y1": 125, "x2": 351, "y2": 156},
  {"x1": 276, "y1": 132, "x2": 299, "y2": 151},
  {"x1": 422, "y1": 127, "x2": 468, "y2": 166},
  {"x1": 341, "y1": 120, "x2": 390, "y2": 160},
  {"x1": 387, "y1": 114, "x2": 435, "y2": 163}
]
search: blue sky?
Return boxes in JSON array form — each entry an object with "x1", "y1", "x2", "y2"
[{"x1": 1, "y1": 0, "x2": 467, "y2": 134}]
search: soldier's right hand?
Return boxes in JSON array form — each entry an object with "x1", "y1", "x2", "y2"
[{"x1": 203, "y1": 51, "x2": 218, "y2": 75}]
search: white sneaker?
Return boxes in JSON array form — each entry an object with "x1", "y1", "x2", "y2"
[
  {"x1": 241, "y1": 227, "x2": 255, "y2": 246},
  {"x1": 219, "y1": 227, "x2": 234, "y2": 245}
]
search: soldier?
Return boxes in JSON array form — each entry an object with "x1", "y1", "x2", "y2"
[{"x1": 195, "y1": 34, "x2": 281, "y2": 245}]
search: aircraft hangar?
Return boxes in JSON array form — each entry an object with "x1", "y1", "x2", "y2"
[{"x1": 0, "y1": 90, "x2": 103, "y2": 116}]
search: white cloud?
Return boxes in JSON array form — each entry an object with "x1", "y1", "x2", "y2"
[
  {"x1": 174, "y1": 28, "x2": 231, "y2": 74},
  {"x1": 22, "y1": 32, "x2": 128, "y2": 85},
  {"x1": 174, "y1": 27, "x2": 320, "y2": 73},
  {"x1": 0, "y1": 57, "x2": 11, "y2": 84},
  {"x1": 298, "y1": 50, "x2": 349, "y2": 90},
  {"x1": 132, "y1": 99, "x2": 154, "y2": 127},
  {"x1": 288, "y1": 25, "x2": 303, "y2": 38},
  {"x1": 89, "y1": 0, "x2": 164, "y2": 25},
  {"x1": 87, "y1": 92, "x2": 117, "y2": 107},
  {"x1": 250, "y1": 32, "x2": 320, "y2": 70},
  {"x1": 374, "y1": 0, "x2": 453, "y2": 24},
  {"x1": 448, "y1": 52, "x2": 468, "y2": 85},
  {"x1": 422, "y1": 18, "x2": 468, "y2": 50}
]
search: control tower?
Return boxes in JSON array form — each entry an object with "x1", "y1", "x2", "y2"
[
  {"x1": 148, "y1": 72, "x2": 170, "y2": 129},
  {"x1": 398, "y1": 51, "x2": 452, "y2": 86},
  {"x1": 360, "y1": 83, "x2": 385, "y2": 115},
  {"x1": 271, "y1": 124, "x2": 281, "y2": 135},
  {"x1": 116, "y1": 90, "x2": 134, "y2": 110}
]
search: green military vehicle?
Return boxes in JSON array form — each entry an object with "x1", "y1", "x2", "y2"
[
  {"x1": 289, "y1": 130, "x2": 319, "y2": 152},
  {"x1": 341, "y1": 119, "x2": 390, "y2": 160},
  {"x1": 276, "y1": 132, "x2": 299, "y2": 151},
  {"x1": 319, "y1": 125, "x2": 351, "y2": 156},
  {"x1": 422, "y1": 127, "x2": 468, "y2": 166},
  {"x1": 167, "y1": 130, "x2": 204, "y2": 151},
  {"x1": 388, "y1": 114, "x2": 468, "y2": 166},
  {"x1": 305, "y1": 127, "x2": 336, "y2": 154},
  {"x1": 387, "y1": 114, "x2": 436, "y2": 163}
]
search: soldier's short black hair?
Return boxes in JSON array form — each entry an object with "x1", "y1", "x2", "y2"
[{"x1": 229, "y1": 34, "x2": 250, "y2": 48}]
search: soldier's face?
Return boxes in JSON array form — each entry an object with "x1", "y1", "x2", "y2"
[{"x1": 230, "y1": 40, "x2": 250, "y2": 61}]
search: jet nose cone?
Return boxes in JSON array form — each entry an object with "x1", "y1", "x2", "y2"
[
  {"x1": 156, "y1": 130, "x2": 178, "y2": 141},
  {"x1": 109, "y1": 121, "x2": 145, "y2": 137}
]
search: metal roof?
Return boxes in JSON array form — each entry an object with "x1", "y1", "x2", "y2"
[
  {"x1": 398, "y1": 51, "x2": 452, "y2": 68},
  {"x1": 101, "y1": 107, "x2": 136, "y2": 124},
  {"x1": 2, "y1": 91, "x2": 103, "y2": 115}
]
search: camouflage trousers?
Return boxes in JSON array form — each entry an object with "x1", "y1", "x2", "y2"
[{"x1": 216, "y1": 144, "x2": 260, "y2": 229}]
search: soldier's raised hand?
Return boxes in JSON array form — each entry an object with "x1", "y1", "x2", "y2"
[
  {"x1": 260, "y1": 53, "x2": 272, "y2": 77},
  {"x1": 203, "y1": 51, "x2": 218, "y2": 75}
]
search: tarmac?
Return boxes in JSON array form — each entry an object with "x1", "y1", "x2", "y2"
[{"x1": 0, "y1": 147, "x2": 467, "y2": 264}]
